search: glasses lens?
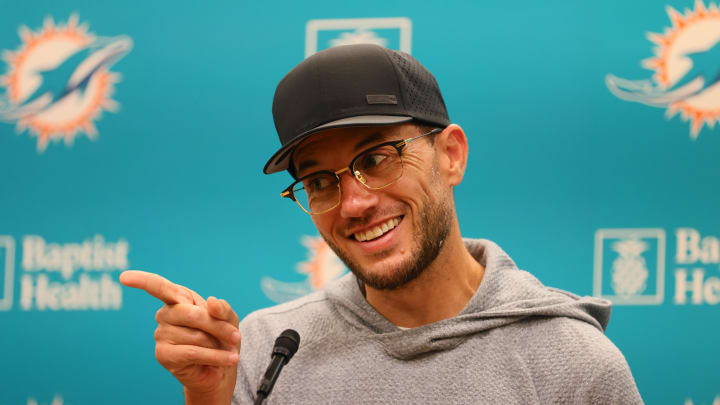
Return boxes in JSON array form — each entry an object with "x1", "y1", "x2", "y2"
[
  {"x1": 293, "y1": 173, "x2": 340, "y2": 214},
  {"x1": 353, "y1": 144, "x2": 403, "y2": 188}
]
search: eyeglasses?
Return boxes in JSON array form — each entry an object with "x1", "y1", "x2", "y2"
[{"x1": 281, "y1": 127, "x2": 443, "y2": 215}]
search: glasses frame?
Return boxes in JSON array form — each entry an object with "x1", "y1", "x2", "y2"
[{"x1": 280, "y1": 127, "x2": 443, "y2": 215}]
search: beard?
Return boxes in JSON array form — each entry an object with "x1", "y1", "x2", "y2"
[{"x1": 322, "y1": 188, "x2": 453, "y2": 291}]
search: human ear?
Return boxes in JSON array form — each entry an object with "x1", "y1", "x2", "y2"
[{"x1": 435, "y1": 124, "x2": 468, "y2": 187}]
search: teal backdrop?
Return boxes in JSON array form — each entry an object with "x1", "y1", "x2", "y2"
[{"x1": 1, "y1": 1, "x2": 719, "y2": 404}]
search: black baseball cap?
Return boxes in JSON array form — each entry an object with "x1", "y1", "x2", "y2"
[{"x1": 263, "y1": 44, "x2": 450, "y2": 175}]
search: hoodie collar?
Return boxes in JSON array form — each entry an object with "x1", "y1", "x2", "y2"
[{"x1": 325, "y1": 238, "x2": 611, "y2": 360}]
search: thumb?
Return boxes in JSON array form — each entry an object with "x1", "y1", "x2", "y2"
[
  {"x1": 207, "y1": 297, "x2": 239, "y2": 323},
  {"x1": 208, "y1": 296, "x2": 242, "y2": 350}
]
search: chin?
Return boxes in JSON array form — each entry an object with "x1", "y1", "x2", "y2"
[
  {"x1": 324, "y1": 192, "x2": 454, "y2": 291},
  {"x1": 346, "y1": 249, "x2": 427, "y2": 291}
]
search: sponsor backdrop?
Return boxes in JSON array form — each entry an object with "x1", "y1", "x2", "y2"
[{"x1": 0, "y1": 1, "x2": 718, "y2": 404}]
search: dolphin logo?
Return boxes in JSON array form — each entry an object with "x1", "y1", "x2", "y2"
[
  {"x1": 607, "y1": 38, "x2": 720, "y2": 108},
  {"x1": 261, "y1": 236, "x2": 347, "y2": 304},
  {"x1": 0, "y1": 15, "x2": 132, "y2": 151},
  {"x1": 1, "y1": 36, "x2": 132, "y2": 120},
  {"x1": 606, "y1": 2, "x2": 720, "y2": 138},
  {"x1": 669, "y1": 40, "x2": 720, "y2": 92}
]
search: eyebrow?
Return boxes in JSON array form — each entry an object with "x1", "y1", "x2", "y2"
[
  {"x1": 296, "y1": 159, "x2": 319, "y2": 175},
  {"x1": 294, "y1": 131, "x2": 388, "y2": 176},
  {"x1": 353, "y1": 132, "x2": 385, "y2": 151}
]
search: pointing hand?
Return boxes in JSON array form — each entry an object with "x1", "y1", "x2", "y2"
[{"x1": 120, "y1": 270, "x2": 241, "y2": 403}]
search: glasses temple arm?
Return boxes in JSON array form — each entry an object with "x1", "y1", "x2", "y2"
[{"x1": 402, "y1": 127, "x2": 444, "y2": 145}]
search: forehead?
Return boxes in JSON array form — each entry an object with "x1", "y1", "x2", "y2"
[{"x1": 292, "y1": 124, "x2": 412, "y2": 173}]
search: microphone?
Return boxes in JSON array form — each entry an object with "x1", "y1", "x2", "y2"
[{"x1": 254, "y1": 329, "x2": 300, "y2": 405}]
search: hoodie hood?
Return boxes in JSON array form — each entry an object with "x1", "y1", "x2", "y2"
[{"x1": 325, "y1": 238, "x2": 612, "y2": 360}]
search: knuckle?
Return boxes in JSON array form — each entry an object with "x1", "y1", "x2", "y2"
[
  {"x1": 224, "y1": 324, "x2": 237, "y2": 340},
  {"x1": 155, "y1": 305, "x2": 172, "y2": 324},
  {"x1": 218, "y1": 299, "x2": 228, "y2": 313},
  {"x1": 190, "y1": 329, "x2": 209, "y2": 346},
  {"x1": 182, "y1": 304, "x2": 195, "y2": 318},
  {"x1": 186, "y1": 306, "x2": 201, "y2": 323},
  {"x1": 214, "y1": 351, "x2": 226, "y2": 364},
  {"x1": 223, "y1": 301, "x2": 239, "y2": 324},
  {"x1": 185, "y1": 345, "x2": 199, "y2": 361},
  {"x1": 222, "y1": 301, "x2": 233, "y2": 318},
  {"x1": 183, "y1": 287, "x2": 199, "y2": 304},
  {"x1": 160, "y1": 283, "x2": 173, "y2": 301},
  {"x1": 155, "y1": 343, "x2": 165, "y2": 362}
]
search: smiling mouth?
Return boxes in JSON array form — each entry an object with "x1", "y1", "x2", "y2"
[{"x1": 352, "y1": 216, "x2": 403, "y2": 242}]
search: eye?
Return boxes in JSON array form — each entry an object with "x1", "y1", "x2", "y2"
[
  {"x1": 303, "y1": 175, "x2": 333, "y2": 193},
  {"x1": 358, "y1": 152, "x2": 389, "y2": 170}
]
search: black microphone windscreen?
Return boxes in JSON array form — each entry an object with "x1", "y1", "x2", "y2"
[{"x1": 273, "y1": 329, "x2": 300, "y2": 360}]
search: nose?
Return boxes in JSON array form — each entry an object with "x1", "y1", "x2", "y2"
[{"x1": 337, "y1": 170, "x2": 379, "y2": 218}]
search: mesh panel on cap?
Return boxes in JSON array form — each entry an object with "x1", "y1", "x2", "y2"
[{"x1": 387, "y1": 50, "x2": 450, "y2": 125}]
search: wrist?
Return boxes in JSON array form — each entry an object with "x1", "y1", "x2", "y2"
[{"x1": 184, "y1": 386, "x2": 232, "y2": 405}]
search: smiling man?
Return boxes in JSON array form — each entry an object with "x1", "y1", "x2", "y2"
[
  {"x1": 120, "y1": 44, "x2": 644, "y2": 404},
  {"x1": 277, "y1": 122, "x2": 485, "y2": 330}
]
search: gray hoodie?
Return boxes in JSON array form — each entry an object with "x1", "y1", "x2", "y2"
[{"x1": 234, "y1": 239, "x2": 643, "y2": 404}]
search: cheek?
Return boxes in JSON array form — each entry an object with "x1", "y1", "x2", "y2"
[
  {"x1": 399, "y1": 151, "x2": 439, "y2": 187},
  {"x1": 312, "y1": 216, "x2": 339, "y2": 240},
  {"x1": 397, "y1": 155, "x2": 435, "y2": 193},
  {"x1": 388, "y1": 176, "x2": 431, "y2": 216},
  {"x1": 391, "y1": 161, "x2": 445, "y2": 216}
]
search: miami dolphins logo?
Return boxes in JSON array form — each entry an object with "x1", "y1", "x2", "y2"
[
  {"x1": 261, "y1": 236, "x2": 347, "y2": 304},
  {"x1": 0, "y1": 15, "x2": 132, "y2": 151},
  {"x1": 607, "y1": 0, "x2": 720, "y2": 138}
]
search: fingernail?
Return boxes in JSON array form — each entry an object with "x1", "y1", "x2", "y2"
[
  {"x1": 231, "y1": 331, "x2": 241, "y2": 344},
  {"x1": 228, "y1": 352, "x2": 239, "y2": 363}
]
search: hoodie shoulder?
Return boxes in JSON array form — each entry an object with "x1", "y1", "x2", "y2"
[
  {"x1": 501, "y1": 316, "x2": 643, "y2": 404},
  {"x1": 239, "y1": 288, "x2": 333, "y2": 342},
  {"x1": 235, "y1": 289, "x2": 342, "y2": 403}
]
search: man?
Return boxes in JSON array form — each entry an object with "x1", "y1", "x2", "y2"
[{"x1": 120, "y1": 44, "x2": 644, "y2": 404}]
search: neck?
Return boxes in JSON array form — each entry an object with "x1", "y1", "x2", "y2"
[{"x1": 363, "y1": 224, "x2": 485, "y2": 328}]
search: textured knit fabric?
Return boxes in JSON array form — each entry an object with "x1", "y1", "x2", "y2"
[{"x1": 233, "y1": 239, "x2": 644, "y2": 404}]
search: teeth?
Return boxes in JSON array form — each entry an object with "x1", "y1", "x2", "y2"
[{"x1": 353, "y1": 217, "x2": 401, "y2": 242}]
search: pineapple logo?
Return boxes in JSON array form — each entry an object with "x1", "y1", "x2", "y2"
[
  {"x1": 0, "y1": 236, "x2": 15, "y2": 311},
  {"x1": 329, "y1": 29, "x2": 388, "y2": 48},
  {"x1": 594, "y1": 228, "x2": 666, "y2": 305},
  {"x1": 305, "y1": 17, "x2": 412, "y2": 57},
  {"x1": 610, "y1": 238, "x2": 650, "y2": 297}
]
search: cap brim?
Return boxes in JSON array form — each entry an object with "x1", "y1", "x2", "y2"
[{"x1": 263, "y1": 115, "x2": 413, "y2": 174}]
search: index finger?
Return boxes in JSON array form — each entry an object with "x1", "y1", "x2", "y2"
[{"x1": 120, "y1": 270, "x2": 193, "y2": 305}]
